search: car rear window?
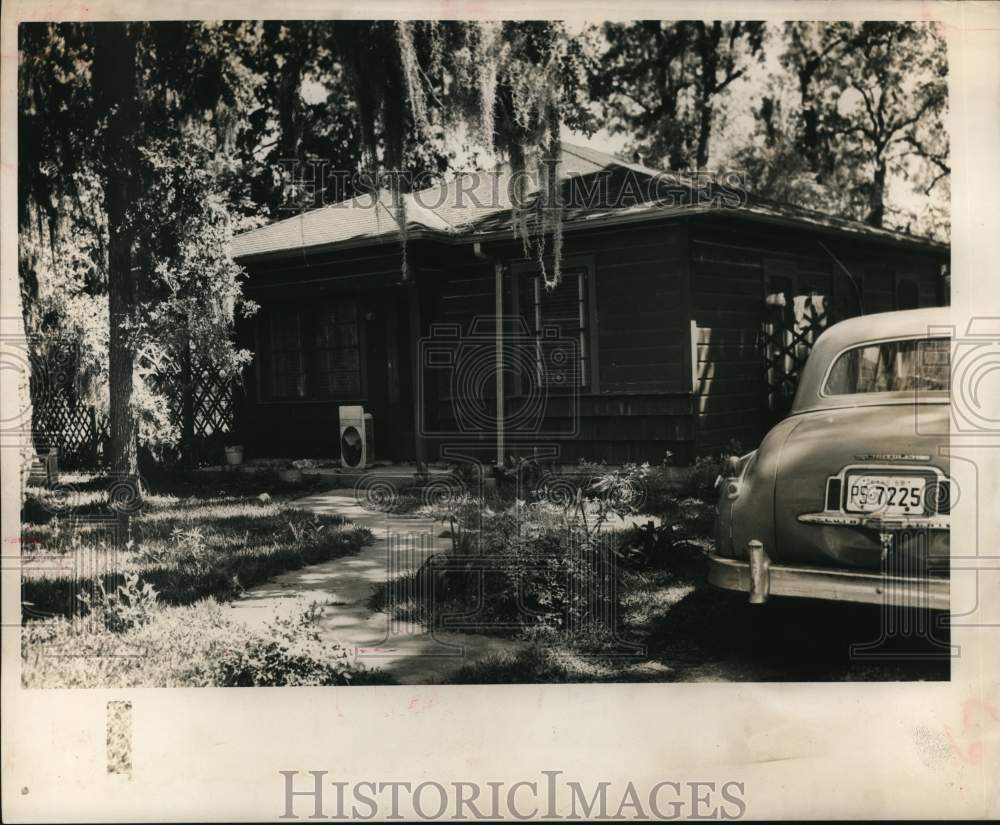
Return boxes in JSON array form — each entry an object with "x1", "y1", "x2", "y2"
[{"x1": 823, "y1": 337, "x2": 950, "y2": 395}]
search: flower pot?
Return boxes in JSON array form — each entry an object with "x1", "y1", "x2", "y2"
[
  {"x1": 224, "y1": 446, "x2": 244, "y2": 466},
  {"x1": 277, "y1": 468, "x2": 303, "y2": 484}
]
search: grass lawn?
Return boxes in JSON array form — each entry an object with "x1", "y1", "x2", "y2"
[
  {"x1": 21, "y1": 598, "x2": 395, "y2": 688},
  {"x1": 20, "y1": 473, "x2": 386, "y2": 687},
  {"x1": 21, "y1": 473, "x2": 371, "y2": 621}
]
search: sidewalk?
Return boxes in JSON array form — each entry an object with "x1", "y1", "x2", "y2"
[{"x1": 225, "y1": 490, "x2": 523, "y2": 684}]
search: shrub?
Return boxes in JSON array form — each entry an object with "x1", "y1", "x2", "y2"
[
  {"x1": 215, "y1": 607, "x2": 359, "y2": 686},
  {"x1": 682, "y1": 440, "x2": 744, "y2": 501},
  {"x1": 411, "y1": 502, "x2": 625, "y2": 637}
]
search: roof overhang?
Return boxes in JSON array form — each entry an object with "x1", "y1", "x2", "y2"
[{"x1": 232, "y1": 206, "x2": 948, "y2": 267}]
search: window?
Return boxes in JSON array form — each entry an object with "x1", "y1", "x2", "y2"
[
  {"x1": 263, "y1": 299, "x2": 363, "y2": 400},
  {"x1": 267, "y1": 307, "x2": 307, "y2": 399},
  {"x1": 521, "y1": 268, "x2": 590, "y2": 388},
  {"x1": 313, "y1": 301, "x2": 361, "y2": 397},
  {"x1": 824, "y1": 337, "x2": 950, "y2": 395}
]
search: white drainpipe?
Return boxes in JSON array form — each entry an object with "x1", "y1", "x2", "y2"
[{"x1": 473, "y1": 242, "x2": 504, "y2": 465}]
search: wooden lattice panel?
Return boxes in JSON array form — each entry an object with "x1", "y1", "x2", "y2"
[
  {"x1": 763, "y1": 294, "x2": 828, "y2": 415},
  {"x1": 30, "y1": 350, "x2": 236, "y2": 468}
]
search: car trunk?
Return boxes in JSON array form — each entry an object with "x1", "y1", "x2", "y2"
[{"x1": 772, "y1": 403, "x2": 950, "y2": 572}]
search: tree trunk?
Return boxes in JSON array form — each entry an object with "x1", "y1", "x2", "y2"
[
  {"x1": 695, "y1": 22, "x2": 719, "y2": 170},
  {"x1": 798, "y1": 60, "x2": 822, "y2": 173},
  {"x1": 696, "y1": 99, "x2": 713, "y2": 170},
  {"x1": 93, "y1": 23, "x2": 143, "y2": 524},
  {"x1": 867, "y1": 158, "x2": 887, "y2": 227}
]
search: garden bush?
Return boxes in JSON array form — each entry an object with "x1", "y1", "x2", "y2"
[
  {"x1": 398, "y1": 489, "x2": 634, "y2": 638},
  {"x1": 680, "y1": 440, "x2": 744, "y2": 501}
]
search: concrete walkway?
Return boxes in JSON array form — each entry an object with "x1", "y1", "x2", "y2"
[{"x1": 225, "y1": 490, "x2": 524, "y2": 684}]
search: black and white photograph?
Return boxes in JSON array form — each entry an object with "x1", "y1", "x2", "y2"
[{"x1": 2, "y1": 1, "x2": 998, "y2": 821}]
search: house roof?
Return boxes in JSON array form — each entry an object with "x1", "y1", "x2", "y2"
[{"x1": 230, "y1": 141, "x2": 948, "y2": 261}]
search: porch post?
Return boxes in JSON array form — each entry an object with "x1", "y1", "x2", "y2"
[
  {"x1": 408, "y1": 279, "x2": 427, "y2": 473},
  {"x1": 495, "y1": 259, "x2": 505, "y2": 465},
  {"x1": 385, "y1": 298, "x2": 400, "y2": 460}
]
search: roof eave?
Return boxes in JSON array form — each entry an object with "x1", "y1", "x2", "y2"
[
  {"x1": 232, "y1": 205, "x2": 948, "y2": 265},
  {"x1": 230, "y1": 227, "x2": 451, "y2": 265},
  {"x1": 722, "y1": 209, "x2": 949, "y2": 255}
]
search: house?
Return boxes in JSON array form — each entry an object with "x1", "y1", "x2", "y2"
[{"x1": 229, "y1": 142, "x2": 949, "y2": 467}]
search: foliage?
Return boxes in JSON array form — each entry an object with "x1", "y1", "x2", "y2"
[
  {"x1": 421, "y1": 503, "x2": 625, "y2": 634},
  {"x1": 684, "y1": 442, "x2": 741, "y2": 501},
  {"x1": 21, "y1": 600, "x2": 388, "y2": 688},
  {"x1": 380, "y1": 486, "x2": 647, "y2": 639},
  {"x1": 590, "y1": 20, "x2": 948, "y2": 240},
  {"x1": 77, "y1": 571, "x2": 159, "y2": 632},
  {"x1": 332, "y1": 21, "x2": 596, "y2": 284},
  {"x1": 18, "y1": 22, "x2": 264, "y2": 464},
  {"x1": 214, "y1": 606, "x2": 363, "y2": 687},
  {"x1": 591, "y1": 21, "x2": 765, "y2": 169},
  {"x1": 737, "y1": 22, "x2": 948, "y2": 236}
]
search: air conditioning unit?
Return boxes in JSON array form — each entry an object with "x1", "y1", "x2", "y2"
[{"x1": 339, "y1": 406, "x2": 373, "y2": 469}]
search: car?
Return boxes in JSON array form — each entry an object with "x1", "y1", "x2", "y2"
[{"x1": 710, "y1": 307, "x2": 950, "y2": 609}]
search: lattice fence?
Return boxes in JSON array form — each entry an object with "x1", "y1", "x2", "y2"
[
  {"x1": 32, "y1": 392, "x2": 107, "y2": 468},
  {"x1": 762, "y1": 293, "x2": 828, "y2": 417},
  {"x1": 29, "y1": 353, "x2": 236, "y2": 469},
  {"x1": 157, "y1": 360, "x2": 236, "y2": 439}
]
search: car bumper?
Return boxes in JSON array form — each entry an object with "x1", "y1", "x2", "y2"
[{"x1": 707, "y1": 552, "x2": 949, "y2": 610}]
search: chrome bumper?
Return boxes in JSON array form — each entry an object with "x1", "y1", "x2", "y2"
[{"x1": 707, "y1": 550, "x2": 949, "y2": 610}]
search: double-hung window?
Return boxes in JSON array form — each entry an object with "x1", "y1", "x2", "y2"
[{"x1": 520, "y1": 267, "x2": 591, "y2": 389}]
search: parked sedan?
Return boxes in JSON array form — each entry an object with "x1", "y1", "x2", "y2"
[{"x1": 710, "y1": 307, "x2": 950, "y2": 609}]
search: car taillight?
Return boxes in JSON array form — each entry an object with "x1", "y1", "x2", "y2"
[{"x1": 722, "y1": 451, "x2": 757, "y2": 500}]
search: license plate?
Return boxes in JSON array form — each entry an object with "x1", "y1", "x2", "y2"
[{"x1": 846, "y1": 475, "x2": 927, "y2": 515}]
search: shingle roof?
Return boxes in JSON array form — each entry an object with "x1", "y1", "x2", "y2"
[
  {"x1": 230, "y1": 141, "x2": 947, "y2": 261},
  {"x1": 229, "y1": 188, "x2": 453, "y2": 259}
]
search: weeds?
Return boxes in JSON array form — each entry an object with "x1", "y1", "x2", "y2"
[
  {"x1": 77, "y1": 572, "x2": 159, "y2": 632},
  {"x1": 21, "y1": 601, "x2": 393, "y2": 688}
]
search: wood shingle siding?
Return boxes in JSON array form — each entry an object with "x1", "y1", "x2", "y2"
[{"x1": 232, "y1": 144, "x2": 948, "y2": 467}]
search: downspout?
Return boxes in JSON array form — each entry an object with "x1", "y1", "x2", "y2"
[
  {"x1": 818, "y1": 240, "x2": 864, "y2": 316},
  {"x1": 473, "y1": 242, "x2": 504, "y2": 465}
]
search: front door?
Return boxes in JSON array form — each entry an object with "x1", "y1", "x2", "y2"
[{"x1": 363, "y1": 287, "x2": 414, "y2": 462}]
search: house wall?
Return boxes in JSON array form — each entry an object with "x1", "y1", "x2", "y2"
[
  {"x1": 235, "y1": 246, "x2": 418, "y2": 461},
  {"x1": 687, "y1": 215, "x2": 948, "y2": 454},
  {"x1": 426, "y1": 222, "x2": 696, "y2": 464},
  {"x1": 234, "y1": 217, "x2": 947, "y2": 467}
]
